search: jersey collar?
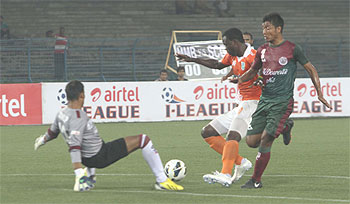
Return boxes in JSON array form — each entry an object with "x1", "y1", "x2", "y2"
[{"x1": 237, "y1": 43, "x2": 252, "y2": 61}]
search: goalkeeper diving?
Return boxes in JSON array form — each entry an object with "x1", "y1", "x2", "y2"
[{"x1": 34, "y1": 80, "x2": 183, "y2": 192}]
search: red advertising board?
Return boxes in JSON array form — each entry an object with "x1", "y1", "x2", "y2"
[{"x1": 0, "y1": 83, "x2": 42, "y2": 125}]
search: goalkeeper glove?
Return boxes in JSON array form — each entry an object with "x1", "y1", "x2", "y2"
[
  {"x1": 73, "y1": 168, "x2": 94, "y2": 192},
  {"x1": 34, "y1": 135, "x2": 46, "y2": 150}
]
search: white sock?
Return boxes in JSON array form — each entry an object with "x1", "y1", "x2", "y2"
[
  {"x1": 141, "y1": 138, "x2": 167, "y2": 183},
  {"x1": 86, "y1": 167, "x2": 96, "y2": 177}
]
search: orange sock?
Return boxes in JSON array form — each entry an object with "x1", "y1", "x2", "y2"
[
  {"x1": 221, "y1": 140, "x2": 240, "y2": 175},
  {"x1": 235, "y1": 155, "x2": 243, "y2": 165},
  {"x1": 204, "y1": 136, "x2": 225, "y2": 155}
]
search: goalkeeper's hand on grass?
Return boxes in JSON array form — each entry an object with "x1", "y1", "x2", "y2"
[
  {"x1": 73, "y1": 168, "x2": 95, "y2": 192},
  {"x1": 34, "y1": 135, "x2": 46, "y2": 150}
]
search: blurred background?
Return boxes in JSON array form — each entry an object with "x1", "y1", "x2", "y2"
[{"x1": 0, "y1": 0, "x2": 349, "y2": 83}]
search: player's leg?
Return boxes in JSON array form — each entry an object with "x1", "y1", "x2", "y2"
[
  {"x1": 82, "y1": 135, "x2": 183, "y2": 190},
  {"x1": 241, "y1": 130, "x2": 274, "y2": 189},
  {"x1": 201, "y1": 112, "x2": 232, "y2": 155},
  {"x1": 84, "y1": 167, "x2": 96, "y2": 183},
  {"x1": 281, "y1": 118, "x2": 294, "y2": 145},
  {"x1": 124, "y1": 135, "x2": 183, "y2": 190},
  {"x1": 203, "y1": 101, "x2": 257, "y2": 186},
  {"x1": 203, "y1": 130, "x2": 241, "y2": 187},
  {"x1": 242, "y1": 98, "x2": 294, "y2": 189},
  {"x1": 228, "y1": 100, "x2": 258, "y2": 183}
]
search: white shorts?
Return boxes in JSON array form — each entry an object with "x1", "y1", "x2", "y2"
[{"x1": 209, "y1": 100, "x2": 259, "y2": 138}]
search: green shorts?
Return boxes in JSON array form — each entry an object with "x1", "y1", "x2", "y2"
[{"x1": 247, "y1": 97, "x2": 294, "y2": 138}]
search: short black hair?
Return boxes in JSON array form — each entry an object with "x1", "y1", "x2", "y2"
[
  {"x1": 177, "y1": 66, "x2": 185, "y2": 72},
  {"x1": 243, "y1": 32, "x2": 253, "y2": 39},
  {"x1": 223, "y1": 28, "x2": 244, "y2": 43},
  {"x1": 160, "y1": 69, "x2": 168, "y2": 74},
  {"x1": 65, "y1": 80, "x2": 84, "y2": 101},
  {"x1": 263, "y1": 12, "x2": 284, "y2": 33}
]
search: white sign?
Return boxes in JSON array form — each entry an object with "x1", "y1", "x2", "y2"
[
  {"x1": 41, "y1": 78, "x2": 350, "y2": 124},
  {"x1": 292, "y1": 78, "x2": 349, "y2": 117},
  {"x1": 173, "y1": 40, "x2": 230, "y2": 80}
]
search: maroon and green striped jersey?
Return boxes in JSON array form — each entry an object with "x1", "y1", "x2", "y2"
[{"x1": 253, "y1": 40, "x2": 309, "y2": 101}]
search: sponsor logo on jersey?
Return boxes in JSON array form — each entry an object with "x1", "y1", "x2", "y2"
[
  {"x1": 263, "y1": 68, "x2": 288, "y2": 76},
  {"x1": 279, "y1": 56, "x2": 288, "y2": 65}
]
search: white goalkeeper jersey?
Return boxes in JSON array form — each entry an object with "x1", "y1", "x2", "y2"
[{"x1": 48, "y1": 107, "x2": 103, "y2": 163}]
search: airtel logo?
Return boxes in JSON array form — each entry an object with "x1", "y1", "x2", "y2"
[
  {"x1": 0, "y1": 94, "x2": 27, "y2": 117},
  {"x1": 91, "y1": 88, "x2": 101, "y2": 102},
  {"x1": 193, "y1": 86, "x2": 204, "y2": 100},
  {"x1": 297, "y1": 83, "x2": 307, "y2": 97}
]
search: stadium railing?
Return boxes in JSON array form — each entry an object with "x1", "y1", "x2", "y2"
[{"x1": 0, "y1": 36, "x2": 348, "y2": 83}]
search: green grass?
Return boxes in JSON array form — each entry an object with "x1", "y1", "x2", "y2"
[{"x1": 1, "y1": 118, "x2": 349, "y2": 204}]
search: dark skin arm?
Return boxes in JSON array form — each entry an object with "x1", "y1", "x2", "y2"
[
  {"x1": 303, "y1": 62, "x2": 332, "y2": 109},
  {"x1": 230, "y1": 58, "x2": 262, "y2": 84},
  {"x1": 221, "y1": 67, "x2": 235, "y2": 82},
  {"x1": 175, "y1": 53, "x2": 228, "y2": 70}
]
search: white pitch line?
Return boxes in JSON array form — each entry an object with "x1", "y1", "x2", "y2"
[
  {"x1": 62, "y1": 189, "x2": 350, "y2": 203},
  {"x1": 1, "y1": 173, "x2": 349, "y2": 179}
]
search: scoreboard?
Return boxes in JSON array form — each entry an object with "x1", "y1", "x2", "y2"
[{"x1": 173, "y1": 40, "x2": 231, "y2": 80}]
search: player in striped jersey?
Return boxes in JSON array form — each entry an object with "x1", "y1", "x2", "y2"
[
  {"x1": 34, "y1": 80, "x2": 183, "y2": 191},
  {"x1": 232, "y1": 13, "x2": 332, "y2": 189}
]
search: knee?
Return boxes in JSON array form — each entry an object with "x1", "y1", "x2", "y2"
[
  {"x1": 201, "y1": 125, "x2": 218, "y2": 139},
  {"x1": 201, "y1": 126, "x2": 210, "y2": 139},
  {"x1": 226, "y1": 131, "x2": 241, "y2": 142},
  {"x1": 246, "y1": 136, "x2": 259, "y2": 148}
]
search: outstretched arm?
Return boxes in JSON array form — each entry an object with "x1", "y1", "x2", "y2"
[
  {"x1": 304, "y1": 62, "x2": 332, "y2": 109},
  {"x1": 34, "y1": 128, "x2": 59, "y2": 150},
  {"x1": 175, "y1": 53, "x2": 228, "y2": 70}
]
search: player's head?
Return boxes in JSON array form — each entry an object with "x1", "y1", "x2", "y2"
[
  {"x1": 159, "y1": 69, "x2": 168, "y2": 81},
  {"x1": 262, "y1": 13, "x2": 284, "y2": 42},
  {"x1": 243, "y1": 32, "x2": 254, "y2": 46},
  {"x1": 65, "y1": 80, "x2": 85, "y2": 106},
  {"x1": 222, "y1": 28, "x2": 245, "y2": 57}
]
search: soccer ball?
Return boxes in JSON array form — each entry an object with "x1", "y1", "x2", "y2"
[
  {"x1": 57, "y1": 88, "x2": 68, "y2": 105},
  {"x1": 161, "y1": 87, "x2": 174, "y2": 103},
  {"x1": 164, "y1": 159, "x2": 187, "y2": 181}
]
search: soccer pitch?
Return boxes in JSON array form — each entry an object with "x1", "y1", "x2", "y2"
[{"x1": 1, "y1": 118, "x2": 349, "y2": 204}]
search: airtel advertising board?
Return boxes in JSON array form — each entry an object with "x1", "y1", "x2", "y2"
[
  {"x1": 41, "y1": 78, "x2": 349, "y2": 124},
  {"x1": 0, "y1": 83, "x2": 42, "y2": 125},
  {"x1": 293, "y1": 77, "x2": 349, "y2": 117},
  {"x1": 41, "y1": 81, "x2": 239, "y2": 124}
]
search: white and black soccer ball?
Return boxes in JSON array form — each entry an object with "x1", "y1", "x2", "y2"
[
  {"x1": 57, "y1": 88, "x2": 68, "y2": 105},
  {"x1": 164, "y1": 159, "x2": 187, "y2": 181},
  {"x1": 161, "y1": 87, "x2": 174, "y2": 103}
]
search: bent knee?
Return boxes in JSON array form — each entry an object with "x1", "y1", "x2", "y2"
[
  {"x1": 201, "y1": 125, "x2": 219, "y2": 139},
  {"x1": 226, "y1": 131, "x2": 241, "y2": 142},
  {"x1": 246, "y1": 136, "x2": 260, "y2": 148}
]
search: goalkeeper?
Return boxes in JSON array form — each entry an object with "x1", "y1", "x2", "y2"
[{"x1": 34, "y1": 80, "x2": 183, "y2": 192}]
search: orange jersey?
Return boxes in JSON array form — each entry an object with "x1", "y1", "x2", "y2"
[{"x1": 221, "y1": 44, "x2": 262, "y2": 100}]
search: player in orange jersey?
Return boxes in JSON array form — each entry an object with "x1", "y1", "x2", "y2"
[{"x1": 176, "y1": 28, "x2": 261, "y2": 187}]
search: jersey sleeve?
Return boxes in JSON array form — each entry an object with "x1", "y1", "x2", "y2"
[
  {"x1": 68, "y1": 113, "x2": 87, "y2": 163},
  {"x1": 293, "y1": 43, "x2": 309, "y2": 66},
  {"x1": 220, "y1": 53, "x2": 232, "y2": 66},
  {"x1": 44, "y1": 113, "x2": 60, "y2": 142},
  {"x1": 250, "y1": 47, "x2": 263, "y2": 70}
]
